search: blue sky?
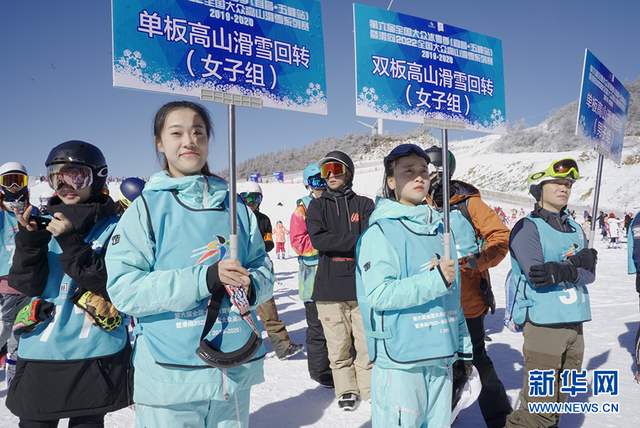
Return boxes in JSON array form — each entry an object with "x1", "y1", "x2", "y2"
[{"x1": 1, "y1": 0, "x2": 639, "y2": 178}]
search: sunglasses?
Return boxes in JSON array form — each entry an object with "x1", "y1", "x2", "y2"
[
  {"x1": 0, "y1": 173, "x2": 28, "y2": 190},
  {"x1": 384, "y1": 144, "x2": 431, "y2": 168},
  {"x1": 240, "y1": 192, "x2": 262, "y2": 205},
  {"x1": 47, "y1": 164, "x2": 93, "y2": 191},
  {"x1": 307, "y1": 175, "x2": 326, "y2": 189},
  {"x1": 527, "y1": 158, "x2": 579, "y2": 182},
  {"x1": 320, "y1": 162, "x2": 347, "y2": 178}
]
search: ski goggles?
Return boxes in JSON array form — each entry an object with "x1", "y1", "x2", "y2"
[
  {"x1": 47, "y1": 163, "x2": 93, "y2": 191},
  {"x1": 0, "y1": 173, "x2": 28, "y2": 190},
  {"x1": 320, "y1": 162, "x2": 347, "y2": 178},
  {"x1": 240, "y1": 192, "x2": 262, "y2": 205},
  {"x1": 384, "y1": 144, "x2": 431, "y2": 168},
  {"x1": 307, "y1": 175, "x2": 326, "y2": 189},
  {"x1": 527, "y1": 158, "x2": 579, "y2": 182}
]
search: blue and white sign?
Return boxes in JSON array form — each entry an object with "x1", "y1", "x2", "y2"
[
  {"x1": 576, "y1": 49, "x2": 630, "y2": 165},
  {"x1": 112, "y1": 0, "x2": 327, "y2": 114},
  {"x1": 353, "y1": 4, "x2": 506, "y2": 134}
]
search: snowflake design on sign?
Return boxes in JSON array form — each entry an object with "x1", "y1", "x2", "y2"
[
  {"x1": 118, "y1": 50, "x2": 146, "y2": 73},
  {"x1": 359, "y1": 87, "x2": 379, "y2": 105}
]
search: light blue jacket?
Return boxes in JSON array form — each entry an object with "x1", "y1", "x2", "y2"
[
  {"x1": 0, "y1": 211, "x2": 19, "y2": 277},
  {"x1": 105, "y1": 172, "x2": 274, "y2": 406},
  {"x1": 356, "y1": 198, "x2": 472, "y2": 370}
]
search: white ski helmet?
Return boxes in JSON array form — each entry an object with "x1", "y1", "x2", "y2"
[
  {"x1": 527, "y1": 158, "x2": 579, "y2": 201},
  {"x1": 0, "y1": 161, "x2": 27, "y2": 177},
  {"x1": 238, "y1": 181, "x2": 262, "y2": 195}
]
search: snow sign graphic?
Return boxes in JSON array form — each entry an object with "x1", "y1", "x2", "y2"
[
  {"x1": 112, "y1": 0, "x2": 327, "y2": 115},
  {"x1": 575, "y1": 49, "x2": 630, "y2": 165},
  {"x1": 353, "y1": 4, "x2": 506, "y2": 134}
]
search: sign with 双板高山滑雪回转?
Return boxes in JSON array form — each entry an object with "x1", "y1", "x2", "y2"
[
  {"x1": 575, "y1": 49, "x2": 630, "y2": 165},
  {"x1": 354, "y1": 4, "x2": 505, "y2": 134},
  {"x1": 112, "y1": 0, "x2": 327, "y2": 115}
]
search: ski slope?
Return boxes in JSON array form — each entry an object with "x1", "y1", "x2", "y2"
[{"x1": 0, "y1": 170, "x2": 638, "y2": 427}]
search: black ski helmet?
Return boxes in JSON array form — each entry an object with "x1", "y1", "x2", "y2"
[
  {"x1": 318, "y1": 151, "x2": 355, "y2": 176},
  {"x1": 45, "y1": 140, "x2": 108, "y2": 195},
  {"x1": 425, "y1": 146, "x2": 456, "y2": 178}
]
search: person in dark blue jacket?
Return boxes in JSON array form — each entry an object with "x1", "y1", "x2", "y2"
[{"x1": 506, "y1": 158, "x2": 597, "y2": 428}]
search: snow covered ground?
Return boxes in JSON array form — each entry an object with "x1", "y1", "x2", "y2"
[{"x1": 1, "y1": 166, "x2": 639, "y2": 427}]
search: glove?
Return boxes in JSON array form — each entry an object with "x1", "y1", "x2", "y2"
[
  {"x1": 636, "y1": 275, "x2": 640, "y2": 294},
  {"x1": 528, "y1": 261, "x2": 577, "y2": 288},
  {"x1": 452, "y1": 359, "x2": 474, "y2": 382},
  {"x1": 206, "y1": 262, "x2": 224, "y2": 294},
  {"x1": 568, "y1": 248, "x2": 598, "y2": 271},
  {"x1": 13, "y1": 298, "x2": 55, "y2": 335},
  {"x1": 479, "y1": 276, "x2": 496, "y2": 315},
  {"x1": 71, "y1": 289, "x2": 122, "y2": 332}
]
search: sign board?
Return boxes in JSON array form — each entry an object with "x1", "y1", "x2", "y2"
[
  {"x1": 250, "y1": 173, "x2": 261, "y2": 182},
  {"x1": 272, "y1": 171, "x2": 283, "y2": 182},
  {"x1": 353, "y1": 4, "x2": 506, "y2": 134},
  {"x1": 575, "y1": 49, "x2": 630, "y2": 165},
  {"x1": 112, "y1": 0, "x2": 327, "y2": 114}
]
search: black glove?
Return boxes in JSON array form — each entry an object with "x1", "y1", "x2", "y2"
[
  {"x1": 452, "y1": 359, "x2": 473, "y2": 381},
  {"x1": 568, "y1": 248, "x2": 598, "y2": 271},
  {"x1": 479, "y1": 275, "x2": 496, "y2": 315},
  {"x1": 528, "y1": 262, "x2": 577, "y2": 288},
  {"x1": 636, "y1": 274, "x2": 640, "y2": 294}
]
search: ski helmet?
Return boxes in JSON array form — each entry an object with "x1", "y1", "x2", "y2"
[
  {"x1": 118, "y1": 177, "x2": 146, "y2": 209},
  {"x1": 238, "y1": 181, "x2": 262, "y2": 195},
  {"x1": 0, "y1": 161, "x2": 29, "y2": 202},
  {"x1": 527, "y1": 158, "x2": 579, "y2": 201},
  {"x1": 302, "y1": 163, "x2": 321, "y2": 186},
  {"x1": 424, "y1": 146, "x2": 456, "y2": 177},
  {"x1": 318, "y1": 151, "x2": 355, "y2": 177},
  {"x1": 45, "y1": 140, "x2": 108, "y2": 195}
]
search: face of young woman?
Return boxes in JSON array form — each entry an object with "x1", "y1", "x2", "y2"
[
  {"x1": 57, "y1": 183, "x2": 92, "y2": 205},
  {"x1": 540, "y1": 179, "x2": 572, "y2": 213},
  {"x1": 387, "y1": 154, "x2": 430, "y2": 206},
  {"x1": 156, "y1": 108, "x2": 209, "y2": 178}
]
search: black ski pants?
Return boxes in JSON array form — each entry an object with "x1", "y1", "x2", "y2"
[{"x1": 467, "y1": 314, "x2": 513, "y2": 428}]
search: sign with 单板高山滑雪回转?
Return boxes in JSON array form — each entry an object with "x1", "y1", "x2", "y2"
[
  {"x1": 353, "y1": 4, "x2": 506, "y2": 134},
  {"x1": 112, "y1": 0, "x2": 327, "y2": 115},
  {"x1": 575, "y1": 49, "x2": 630, "y2": 165}
]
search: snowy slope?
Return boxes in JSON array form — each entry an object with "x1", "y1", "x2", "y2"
[{"x1": 2, "y1": 167, "x2": 639, "y2": 427}]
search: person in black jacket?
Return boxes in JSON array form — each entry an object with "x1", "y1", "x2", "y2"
[
  {"x1": 7, "y1": 141, "x2": 132, "y2": 428},
  {"x1": 238, "y1": 181, "x2": 304, "y2": 361},
  {"x1": 307, "y1": 151, "x2": 374, "y2": 411}
]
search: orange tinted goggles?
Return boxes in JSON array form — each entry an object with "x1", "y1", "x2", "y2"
[{"x1": 320, "y1": 162, "x2": 347, "y2": 178}]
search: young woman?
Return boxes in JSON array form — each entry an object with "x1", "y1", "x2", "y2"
[
  {"x1": 7, "y1": 141, "x2": 131, "y2": 427},
  {"x1": 105, "y1": 101, "x2": 274, "y2": 428},
  {"x1": 356, "y1": 144, "x2": 472, "y2": 427}
]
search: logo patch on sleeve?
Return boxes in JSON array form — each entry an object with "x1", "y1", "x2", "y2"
[
  {"x1": 111, "y1": 234, "x2": 120, "y2": 245},
  {"x1": 364, "y1": 261, "x2": 371, "y2": 272}
]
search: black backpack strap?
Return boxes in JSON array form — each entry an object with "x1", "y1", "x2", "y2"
[{"x1": 139, "y1": 194, "x2": 155, "y2": 244}]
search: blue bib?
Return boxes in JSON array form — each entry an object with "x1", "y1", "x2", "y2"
[
  {"x1": 18, "y1": 216, "x2": 128, "y2": 361},
  {"x1": 449, "y1": 208, "x2": 481, "y2": 259},
  {"x1": 357, "y1": 218, "x2": 460, "y2": 365},
  {"x1": 511, "y1": 215, "x2": 591, "y2": 326},
  {"x1": 135, "y1": 189, "x2": 265, "y2": 367},
  {"x1": 0, "y1": 211, "x2": 19, "y2": 277}
]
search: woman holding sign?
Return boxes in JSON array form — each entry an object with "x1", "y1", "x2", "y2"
[{"x1": 105, "y1": 101, "x2": 273, "y2": 428}]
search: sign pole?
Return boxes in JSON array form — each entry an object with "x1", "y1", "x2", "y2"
[
  {"x1": 201, "y1": 90, "x2": 262, "y2": 259},
  {"x1": 424, "y1": 118, "x2": 466, "y2": 261},
  {"x1": 441, "y1": 129, "x2": 451, "y2": 261},
  {"x1": 588, "y1": 152, "x2": 605, "y2": 249}
]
